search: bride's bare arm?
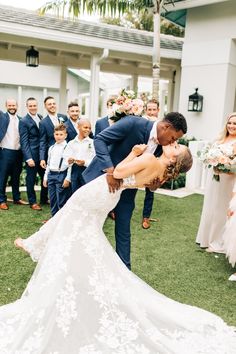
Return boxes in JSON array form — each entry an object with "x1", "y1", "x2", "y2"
[{"x1": 113, "y1": 146, "x2": 153, "y2": 179}]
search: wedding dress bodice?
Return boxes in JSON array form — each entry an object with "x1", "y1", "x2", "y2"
[{"x1": 1, "y1": 173, "x2": 236, "y2": 353}]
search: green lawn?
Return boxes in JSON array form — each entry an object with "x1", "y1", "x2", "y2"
[{"x1": 0, "y1": 190, "x2": 236, "y2": 325}]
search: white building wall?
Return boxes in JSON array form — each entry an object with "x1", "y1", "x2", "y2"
[
  {"x1": 0, "y1": 61, "x2": 80, "y2": 116},
  {"x1": 179, "y1": 0, "x2": 236, "y2": 140}
]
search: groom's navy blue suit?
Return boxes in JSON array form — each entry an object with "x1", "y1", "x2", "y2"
[{"x1": 83, "y1": 115, "x2": 162, "y2": 269}]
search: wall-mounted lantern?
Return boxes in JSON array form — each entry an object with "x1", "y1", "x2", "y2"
[
  {"x1": 26, "y1": 46, "x2": 39, "y2": 67},
  {"x1": 188, "y1": 88, "x2": 203, "y2": 112}
]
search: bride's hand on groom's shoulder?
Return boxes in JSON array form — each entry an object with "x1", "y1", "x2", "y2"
[{"x1": 132, "y1": 144, "x2": 147, "y2": 156}]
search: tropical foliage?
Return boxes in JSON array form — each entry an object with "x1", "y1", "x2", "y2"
[{"x1": 39, "y1": 1, "x2": 179, "y2": 100}]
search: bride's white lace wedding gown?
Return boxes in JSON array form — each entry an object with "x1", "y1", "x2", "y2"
[{"x1": 1, "y1": 175, "x2": 236, "y2": 354}]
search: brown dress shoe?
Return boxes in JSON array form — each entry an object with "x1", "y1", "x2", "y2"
[
  {"x1": 142, "y1": 217, "x2": 150, "y2": 229},
  {"x1": 13, "y1": 199, "x2": 29, "y2": 205},
  {"x1": 0, "y1": 202, "x2": 9, "y2": 210},
  {"x1": 30, "y1": 203, "x2": 42, "y2": 211},
  {"x1": 108, "y1": 211, "x2": 115, "y2": 220}
]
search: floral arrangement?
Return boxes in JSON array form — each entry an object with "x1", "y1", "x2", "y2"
[
  {"x1": 108, "y1": 89, "x2": 144, "y2": 122},
  {"x1": 197, "y1": 143, "x2": 236, "y2": 181}
]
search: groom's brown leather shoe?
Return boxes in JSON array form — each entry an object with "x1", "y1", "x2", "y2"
[
  {"x1": 142, "y1": 218, "x2": 150, "y2": 229},
  {"x1": 0, "y1": 202, "x2": 9, "y2": 210}
]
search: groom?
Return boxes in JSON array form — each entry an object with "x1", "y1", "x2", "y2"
[{"x1": 83, "y1": 112, "x2": 187, "y2": 269}]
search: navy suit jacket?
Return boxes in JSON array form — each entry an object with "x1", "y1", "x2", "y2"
[
  {"x1": 39, "y1": 114, "x2": 67, "y2": 161},
  {"x1": 83, "y1": 115, "x2": 159, "y2": 183},
  {"x1": 64, "y1": 119, "x2": 77, "y2": 142},
  {"x1": 0, "y1": 111, "x2": 21, "y2": 143},
  {"x1": 65, "y1": 119, "x2": 94, "y2": 142},
  {"x1": 95, "y1": 116, "x2": 109, "y2": 137},
  {"x1": 19, "y1": 113, "x2": 43, "y2": 162}
]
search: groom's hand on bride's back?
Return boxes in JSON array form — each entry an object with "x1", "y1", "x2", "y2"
[{"x1": 105, "y1": 168, "x2": 122, "y2": 193}]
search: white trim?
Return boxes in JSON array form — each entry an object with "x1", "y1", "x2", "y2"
[{"x1": 165, "y1": 0, "x2": 230, "y2": 11}]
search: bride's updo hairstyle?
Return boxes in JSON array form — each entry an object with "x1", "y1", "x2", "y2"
[{"x1": 163, "y1": 146, "x2": 193, "y2": 181}]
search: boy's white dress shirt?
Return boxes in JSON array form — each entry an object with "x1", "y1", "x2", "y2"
[
  {"x1": 44, "y1": 141, "x2": 71, "y2": 181},
  {"x1": 64, "y1": 136, "x2": 95, "y2": 167}
]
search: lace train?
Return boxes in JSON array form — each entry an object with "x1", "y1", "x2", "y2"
[{"x1": 0, "y1": 175, "x2": 236, "y2": 353}]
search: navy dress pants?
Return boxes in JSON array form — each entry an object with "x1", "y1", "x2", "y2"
[
  {"x1": 47, "y1": 171, "x2": 71, "y2": 216},
  {"x1": 25, "y1": 162, "x2": 48, "y2": 205},
  {"x1": 142, "y1": 187, "x2": 154, "y2": 218},
  {"x1": 114, "y1": 188, "x2": 138, "y2": 270},
  {"x1": 0, "y1": 148, "x2": 22, "y2": 203}
]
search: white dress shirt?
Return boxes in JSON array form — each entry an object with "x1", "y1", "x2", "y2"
[
  {"x1": 0, "y1": 113, "x2": 20, "y2": 150},
  {"x1": 29, "y1": 113, "x2": 41, "y2": 128},
  {"x1": 49, "y1": 114, "x2": 60, "y2": 127},
  {"x1": 44, "y1": 141, "x2": 71, "y2": 181},
  {"x1": 63, "y1": 136, "x2": 95, "y2": 167},
  {"x1": 145, "y1": 121, "x2": 159, "y2": 154}
]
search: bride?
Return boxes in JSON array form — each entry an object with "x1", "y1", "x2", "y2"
[{"x1": 2, "y1": 143, "x2": 236, "y2": 354}]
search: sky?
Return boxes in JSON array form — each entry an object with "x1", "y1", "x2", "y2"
[
  {"x1": 0, "y1": 0, "x2": 99, "y2": 20},
  {"x1": 0, "y1": 0, "x2": 46, "y2": 10}
]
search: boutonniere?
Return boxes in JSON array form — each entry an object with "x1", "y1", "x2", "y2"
[{"x1": 58, "y1": 117, "x2": 65, "y2": 123}]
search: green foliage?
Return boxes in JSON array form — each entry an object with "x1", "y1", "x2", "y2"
[
  {"x1": 1, "y1": 191, "x2": 236, "y2": 325},
  {"x1": 101, "y1": 13, "x2": 184, "y2": 36}
]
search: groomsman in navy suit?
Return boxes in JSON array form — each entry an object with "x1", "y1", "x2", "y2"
[
  {"x1": 19, "y1": 97, "x2": 49, "y2": 210},
  {"x1": 39, "y1": 96, "x2": 67, "y2": 169},
  {"x1": 64, "y1": 101, "x2": 80, "y2": 142},
  {"x1": 0, "y1": 99, "x2": 28, "y2": 210},
  {"x1": 94, "y1": 97, "x2": 116, "y2": 136},
  {"x1": 142, "y1": 99, "x2": 160, "y2": 230},
  {"x1": 83, "y1": 112, "x2": 187, "y2": 269},
  {"x1": 65, "y1": 101, "x2": 94, "y2": 141}
]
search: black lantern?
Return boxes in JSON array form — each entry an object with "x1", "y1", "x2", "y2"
[
  {"x1": 26, "y1": 46, "x2": 39, "y2": 67},
  {"x1": 188, "y1": 88, "x2": 203, "y2": 112}
]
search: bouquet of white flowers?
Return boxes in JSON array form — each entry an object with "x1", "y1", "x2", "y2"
[{"x1": 197, "y1": 143, "x2": 236, "y2": 181}]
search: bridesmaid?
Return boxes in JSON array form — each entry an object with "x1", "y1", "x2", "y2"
[
  {"x1": 222, "y1": 178, "x2": 236, "y2": 280},
  {"x1": 196, "y1": 113, "x2": 236, "y2": 253}
]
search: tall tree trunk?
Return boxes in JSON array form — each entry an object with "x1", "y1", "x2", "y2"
[{"x1": 152, "y1": 10, "x2": 160, "y2": 101}]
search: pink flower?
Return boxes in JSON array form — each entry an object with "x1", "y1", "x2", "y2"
[{"x1": 218, "y1": 156, "x2": 230, "y2": 164}]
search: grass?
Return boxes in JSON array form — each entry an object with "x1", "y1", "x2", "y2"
[{"x1": 0, "y1": 190, "x2": 236, "y2": 325}]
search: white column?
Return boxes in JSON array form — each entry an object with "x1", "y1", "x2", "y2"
[
  {"x1": 89, "y1": 49, "x2": 109, "y2": 129},
  {"x1": 130, "y1": 74, "x2": 138, "y2": 92},
  {"x1": 59, "y1": 65, "x2": 67, "y2": 114},
  {"x1": 89, "y1": 55, "x2": 100, "y2": 128}
]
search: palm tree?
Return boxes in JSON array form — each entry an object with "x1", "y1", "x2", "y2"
[{"x1": 40, "y1": 0, "x2": 171, "y2": 101}]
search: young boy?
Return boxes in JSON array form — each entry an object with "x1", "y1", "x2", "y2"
[
  {"x1": 64, "y1": 118, "x2": 95, "y2": 194},
  {"x1": 43, "y1": 124, "x2": 71, "y2": 216}
]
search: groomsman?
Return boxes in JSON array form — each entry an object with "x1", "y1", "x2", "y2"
[
  {"x1": 39, "y1": 96, "x2": 67, "y2": 169},
  {"x1": 0, "y1": 99, "x2": 28, "y2": 210},
  {"x1": 19, "y1": 97, "x2": 49, "y2": 210},
  {"x1": 142, "y1": 99, "x2": 160, "y2": 230},
  {"x1": 64, "y1": 101, "x2": 80, "y2": 142},
  {"x1": 94, "y1": 97, "x2": 116, "y2": 136}
]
